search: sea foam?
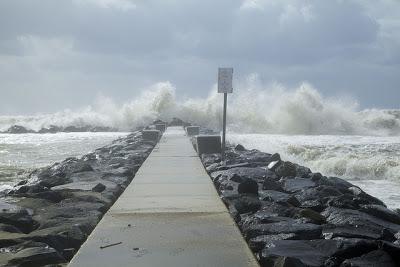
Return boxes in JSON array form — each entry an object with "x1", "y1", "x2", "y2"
[{"x1": 1, "y1": 80, "x2": 400, "y2": 136}]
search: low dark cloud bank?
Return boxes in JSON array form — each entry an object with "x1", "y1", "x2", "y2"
[{"x1": 0, "y1": 0, "x2": 399, "y2": 114}]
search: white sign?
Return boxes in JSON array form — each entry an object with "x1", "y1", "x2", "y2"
[{"x1": 218, "y1": 68, "x2": 233, "y2": 93}]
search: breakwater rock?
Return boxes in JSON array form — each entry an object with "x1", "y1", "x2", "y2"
[
  {"x1": 0, "y1": 130, "x2": 157, "y2": 266},
  {"x1": 200, "y1": 144, "x2": 400, "y2": 266}
]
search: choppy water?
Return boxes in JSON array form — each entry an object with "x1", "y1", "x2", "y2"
[
  {"x1": 228, "y1": 133, "x2": 400, "y2": 209},
  {"x1": 1, "y1": 131, "x2": 400, "y2": 209},
  {"x1": 1, "y1": 83, "x2": 400, "y2": 137},
  {"x1": 1, "y1": 83, "x2": 400, "y2": 208},
  {"x1": 0, "y1": 132, "x2": 127, "y2": 191}
]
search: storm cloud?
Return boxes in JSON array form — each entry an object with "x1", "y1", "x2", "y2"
[{"x1": 0, "y1": 0, "x2": 399, "y2": 114}]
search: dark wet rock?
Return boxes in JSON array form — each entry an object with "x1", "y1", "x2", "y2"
[
  {"x1": 7, "y1": 245, "x2": 66, "y2": 266},
  {"x1": 33, "y1": 199, "x2": 104, "y2": 227},
  {"x1": 244, "y1": 221, "x2": 322, "y2": 240},
  {"x1": 224, "y1": 195, "x2": 262, "y2": 215},
  {"x1": 309, "y1": 172, "x2": 323, "y2": 181},
  {"x1": 10, "y1": 198, "x2": 53, "y2": 215},
  {"x1": 0, "y1": 202, "x2": 37, "y2": 233},
  {"x1": 66, "y1": 171, "x2": 102, "y2": 183},
  {"x1": 16, "y1": 185, "x2": 49, "y2": 194},
  {"x1": 5, "y1": 125, "x2": 34, "y2": 134},
  {"x1": 0, "y1": 126, "x2": 156, "y2": 266},
  {"x1": 395, "y1": 231, "x2": 400, "y2": 241},
  {"x1": 298, "y1": 209, "x2": 326, "y2": 224},
  {"x1": 241, "y1": 211, "x2": 296, "y2": 228},
  {"x1": 282, "y1": 177, "x2": 316, "y2": 193},
  {"x1": 205, "y1": 163, "x2": 220, "y2": 173},
  {"x1": 267, "y1": 160, "x2": 281, "y2": 171},
  {"x1": 269, "y1": 257, "x2": 307, "y2": 267},
  {"x1": 322, "y1": 225, "x2": 383, "y2": 240},
  {"x1": 92, "y1": 183, "x2": 106, "y2": 193},
  {"x1": 258, "y1": 201, "x2": 300, "y2": 218},
  {"x1": 295, "y1": 165, "x2": 312, "y2": 178},
  {"x1": 248, "y1": 233, "x2": 296, "y2": 253},
  {"x1": 325, "y1": 194, "x2": 360, "y2": 210},
  {"x1": 262, "y1": 178, "x2": 283, "y2": 191},
  {"x1": 68, "y1": 162, "x2": 94, "y2": 174},
  {"x1": 17, "y1": 190, "x2": 65, "y2": 203},
  {"x1": 294, "y1": 185, "x2": 352, "y2": 209},
  {"x1": 235, "y1": 144, "x2": 246, "y2": 151},
  {"x1": 200, "y1": 154, "x2": 221, "y2": 167},
  {"x1": 275, "y1": 161, "x2": 297, "y2": 178},
  {"x1": 14, "y1": 186, "x2": 30, "y2": 194},
  {"x1": 198, "y1": 137, "x2": 400, "y2": 267},
  {"x1": 237, "y1": 179, "x2": 258, "y2": 195},
  {"x1": 327, "y1": 238, "x2": 379, "y2": 261},
  {"x1": 270, "y1": 153, "x2": 281, "y2": 162},
  {"x1": 340, "y1": 250, "x2": 396, "y2": 267},
  {"x1": 0, "y1": 231, "x2": 23, "y2": 248},
  {"x1": 224, "y1": 167, "x2": 267, "y2": 183},
  {"x1": 210, "y1": 162, "x2": 255, "y2": 173},
  {"x1": 29, "y1": 166, "x2": 68, "y2": 188},
  {"x1": 212, "y1": 167, "x2": 267, "y2": 191},
  {"x1": 259, "y1": 190, "x2": 300, "y2": 206},
  {"x1": 260, "y1": 238, "x2": 378, "y2": 267},
  {"x1": 51, "y1": 181, "x2": 115, "y2": 192},
  {"x1": 322, "y1": 207, "x2": 400, "y2": 234},
  {"x1": 67, "y1": 191, "x2": 112, "y2": 207},
  {"x1": 235, "y1": 150, "x2": 274, "y2": 165},
  {"x1": 25, "y1": 224, "x2": 91, "y2": 252},
  {"x1": 229, "y1": 173, "x2": 246, "y2": 183},
  {"x1": 102, "y1": 167, "x2": 134, "y2": 178},
  {"x1": 62, "y1": 247, "x2": 76, "y2": 261},
  {"x1": 0, "y1": 223, "x2": 22, "y2": 233},
  {"x1": 360, "y1": 204, "x2": 400, "y2": 225},
  {"x1": 0, "y1": 241, "x2": 67, "y2": 266},
  {"x1": 299, "y1": 199, "x2": 324, "y2": 212},
  {"x1": 17, "y1": 180, "x2": 28, "y2": 186},
  {"x1": 348, "y1": 186, "x2": 386, "y2": 207},
  {"x1": 378, "y1": 241, "x2": 400, "y2": 263},
  {"x1": 101, "y1": 175, "x2": 130, "y2": 187},
  {"x1": 319, "y1": 176, "x2": 354, "y2": 190},
  {"x1": 106, "y1": 157, "x2": 129, "y2": 168}
]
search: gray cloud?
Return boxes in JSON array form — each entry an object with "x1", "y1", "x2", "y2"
[{"x1": 0, "y1": 0, "x2": 399, "y2": 114}]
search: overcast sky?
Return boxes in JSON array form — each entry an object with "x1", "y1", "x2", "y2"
[{"x1": 0, "y1": 0, "x2": 399, "y2": 114}]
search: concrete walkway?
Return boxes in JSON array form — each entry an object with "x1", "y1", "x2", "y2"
[{"x1": 69, "y1": 127, "x2": 259, "y2": 267}]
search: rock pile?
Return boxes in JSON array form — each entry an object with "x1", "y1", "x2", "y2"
[
  {"x1": 0, "y1": 130, "x2": 156, "y2": 266},
  {"x1": 201, "y1": 144, "x2": 400, "y2": 266}
]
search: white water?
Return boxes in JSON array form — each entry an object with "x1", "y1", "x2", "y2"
[
  {"x1": 0, "y1": 81, "x2": 400, "y2": 208},
  {"x1": 228, "y1": 133, "x2": 400, "y2": 209},
  {"x1": 1, "y1": 82, "x2": 400, "y2": 136},
  {"x1": 0, "y1": 132, "x2": 127, "y2": 191}
]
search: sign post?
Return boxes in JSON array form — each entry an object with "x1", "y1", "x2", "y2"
[{"x1": 218, "y1": 67, "x2": 233, "y2": 163}]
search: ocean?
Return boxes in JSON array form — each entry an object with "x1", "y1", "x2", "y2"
[
  {"x1": 0, "y1": 132, "x2": 127, "y2": 191},
  {"x1": 228, "y1": 133, "x2": 400, "y2": 209},
  {"x1": 1, "y1": 84, "x2": 400, "y2": 209}
]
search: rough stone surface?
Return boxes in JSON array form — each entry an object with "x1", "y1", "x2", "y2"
[
  {"x1": 199, "y1": 139, "x2": 400, "y2": 267},
  {"x1": 341, "y1": 250, "x2": 397, "y2": 267},
  {"x1": 0, "y1": 129, "x2": 156, "y2": 266}
]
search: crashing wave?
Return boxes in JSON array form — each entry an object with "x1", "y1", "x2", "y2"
[{"x1": 1, "y1": 81, "x2": 400, "y2": 136}]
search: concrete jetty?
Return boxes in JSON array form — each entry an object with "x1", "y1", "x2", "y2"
[{"x1": 69, "y1": 127, "x2": 259, "y2": 267}]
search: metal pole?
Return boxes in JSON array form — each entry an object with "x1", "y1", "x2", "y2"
[{"x1": 222, "y1": 92, "x2": 227, "y2": 163}]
